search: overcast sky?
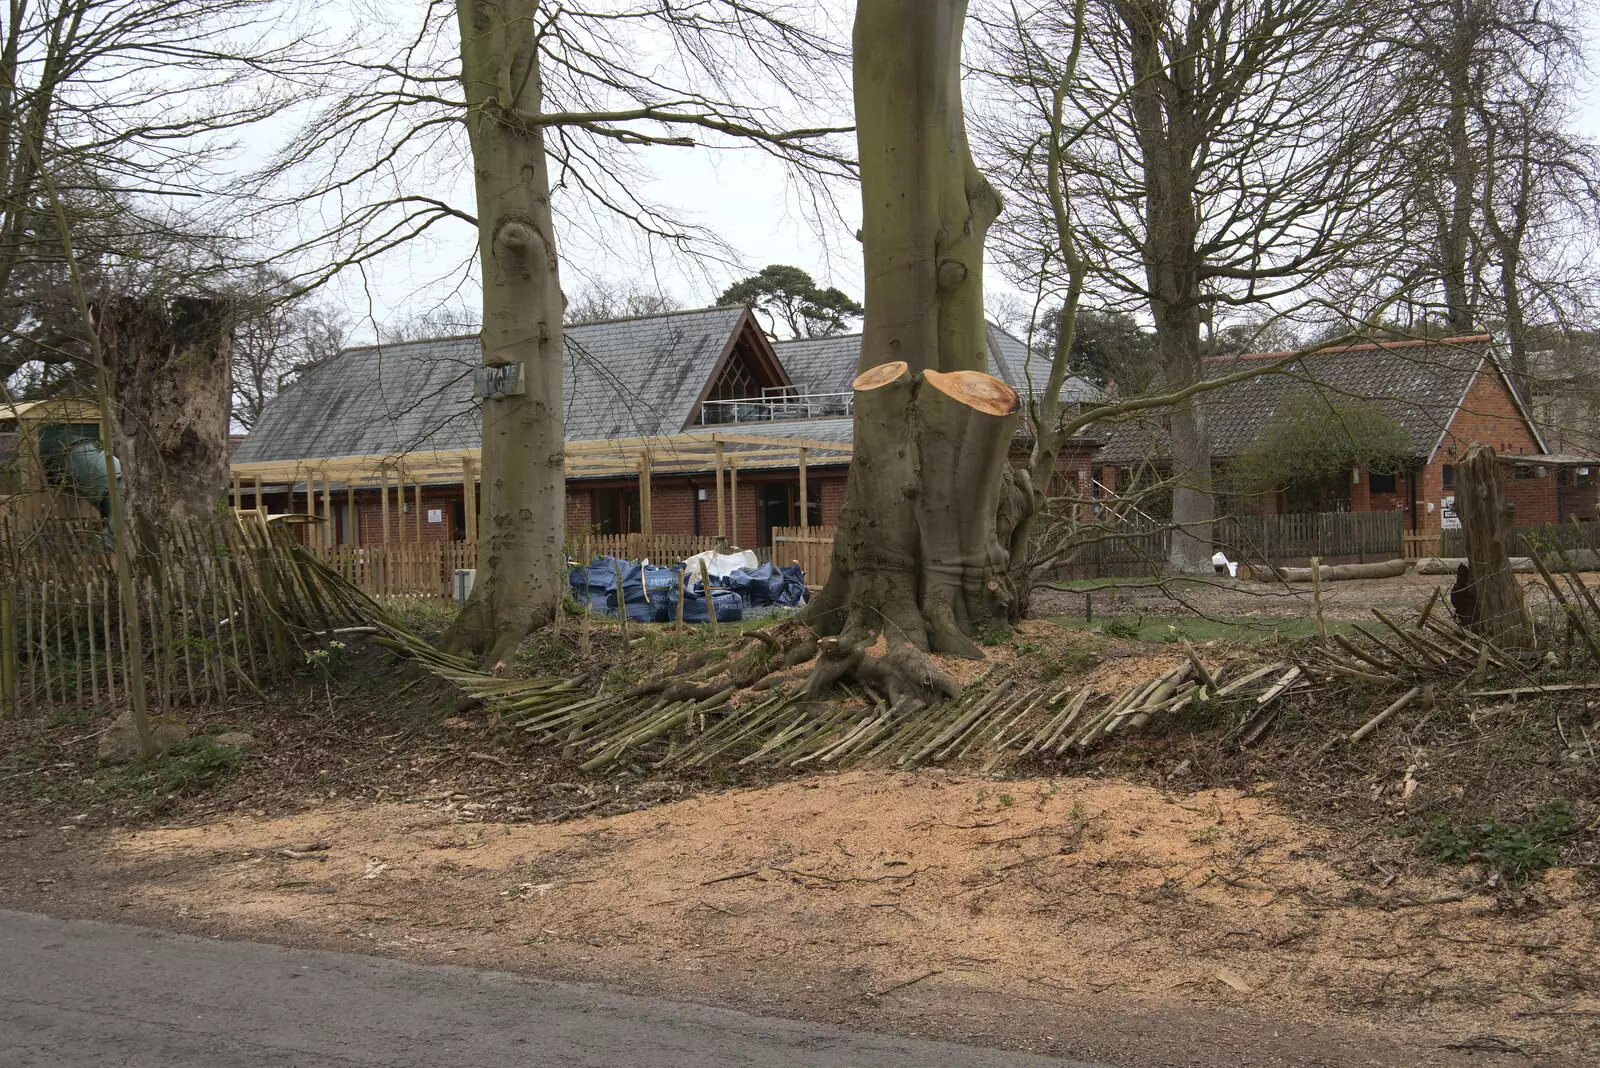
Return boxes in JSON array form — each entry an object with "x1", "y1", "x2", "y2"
[{"x1": 320, "y1": 3, "x2": 1600, "y2": 345}]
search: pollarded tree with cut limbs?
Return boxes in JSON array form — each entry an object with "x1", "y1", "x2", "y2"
[{"x1": 803, "y1": 0, "x2": 1028, "y2": 701}]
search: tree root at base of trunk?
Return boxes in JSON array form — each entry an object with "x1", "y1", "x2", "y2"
[{"x1": 803, "y1": 635, "x2": 957, "y2": 707}]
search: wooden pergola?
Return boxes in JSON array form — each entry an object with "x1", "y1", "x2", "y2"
[{"x1": 228, "y1": 429, "x2": 851, "y2": 548}]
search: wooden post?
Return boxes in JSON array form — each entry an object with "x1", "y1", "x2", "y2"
[
  {"x1": 798, "y1": 446, "x2": 809, "y2": 530},
  {"x1": 639, "y1": 451, "x2": 653, "y2": 535},
  {"x1": 729, "y1": 460, "x2": 739, "y2": 546},
  {"x1": 0, "y1": 583, "x2": 14, "y2": 713},
  {"x1": 700, "y1": 560, "x2": 719, "y2": 635},
  {"x1": 345, "y1": 478, "x2": 356, "y2": 547},
  {"x1": 322, "y1": 467, "x2": 333, "y2": 548},
  {"x1": 232, "y1": 472, "x2": 242, "y2": 515},
  {"x1": 253, "y1": 477, "x2": 263, "y2": 514},
  {"x1": 380, "y1": 467, "x2": 391, "y2": 548},
  {"x1": 675, "y1": 569, "x2": 686, "y2": 632},
  {"x1": 714, "y1": 441, "x2": 726, "y2": 537},
  {"x1": 462, "y1": 457, "x2": 477, "y2": 549},
  {"x1": 612, "y1": 560, "x2": 629, "y2": 642},
  {"x1": 414, "y1": 480, "x2": 423, "y2": 547}
]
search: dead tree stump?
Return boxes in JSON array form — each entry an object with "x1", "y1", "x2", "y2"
[
  {"x1": 1456, "y1": 442, "x2": 1533, "y2": 648},
  {"x1": 97, "y1": 296, "x2": 235, "y2": 530}
]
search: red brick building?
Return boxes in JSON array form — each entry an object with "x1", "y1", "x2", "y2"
[{"x1": 1093, "y1": 335, "x2": 1595, "y2": 546}]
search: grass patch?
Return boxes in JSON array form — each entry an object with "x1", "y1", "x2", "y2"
[
  {"x1": 380, "y1": 597, "x2": 459, "y2": 640},
  {"x1": 1407, "y1": 800, "x2": 1577, "y2": 885}
]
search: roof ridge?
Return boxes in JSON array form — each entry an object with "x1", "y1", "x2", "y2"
[
  {"x1": 1205, "y1": 333, "x2": 1494, "y2": 363},
  {"x1": 566, "y1": 304, "x2": 745, "y2": 329},
  {"x1": 773, "y1": 331, "x2": 863, "y2": 345},
  {"x1": 330, "y1": 305, "x2": 747, "y2": 357}
]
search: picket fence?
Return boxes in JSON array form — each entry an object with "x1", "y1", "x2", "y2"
[
  {"x1": 1060, "y1": 510, "x2": 1405, "y2": 579},
  {"x1": 305, "y1": 542, "x2": 477, "y2": 599},
  {"x1": 1440, "y1": 521, "x2": 1600, "y2": 559},
  {"x1": 2, "y1": 515, "x2": 378, "y2": 717}
]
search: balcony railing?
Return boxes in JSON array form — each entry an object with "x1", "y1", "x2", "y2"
[{"x1": 699, "y1": 389, "x2": 854, "y2": 425}]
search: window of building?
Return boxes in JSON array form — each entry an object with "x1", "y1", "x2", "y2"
[
  {"x1": 1369, "y1": 472, "x2": 1397, "y2": 494},
  {"x1": 592, "y1": 488, "x2": 640, "y2": 534},
  {"x1": 1512, "y1": 465, "x2": 1535, "y2": 480},
  {"x1": 1441, "y1": 464, "x2": 1454, "y2": 490}
]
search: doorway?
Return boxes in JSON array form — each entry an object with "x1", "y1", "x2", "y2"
[{"x1": 757, "y1": 480, "x2": 822, "y2": 547}]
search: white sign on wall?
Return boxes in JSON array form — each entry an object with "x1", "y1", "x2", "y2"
[
  {"x1": 427, "y1": 508, "x2": 443, "y2": 524},
  {"x1": 1440, "y1": 496, "x2": 1460, "y2": 530}
]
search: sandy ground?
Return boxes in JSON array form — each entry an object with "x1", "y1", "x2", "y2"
[
  {"x1": 10, "y1": 769, "x2": 1596, "y2": 1065},
  {"x1": 1033, "y1": 569, "x2": 1593, "y2": 625}
]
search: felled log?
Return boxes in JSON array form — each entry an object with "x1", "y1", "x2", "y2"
[
  {"x1": 1416, "y1": 555, "x2": 1593, "y2": 575},
  {"x1": 1275, "y1": 558, "x2": 1409, "y2": 582}
]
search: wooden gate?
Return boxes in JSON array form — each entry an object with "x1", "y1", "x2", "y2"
[{"x1": 771, "y1": 525, "x2": 835, "y2": 588}]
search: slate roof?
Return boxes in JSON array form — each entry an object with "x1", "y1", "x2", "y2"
[
  {"x1": 1092, "y1": 335, "x2": 1525, "y2": 467},
  {"x1": 233, "y1": 306, "x2": 754, "y2": 465},
  {"x1": 772, "y1": 324, "x2": 1102, "y2": 405}
]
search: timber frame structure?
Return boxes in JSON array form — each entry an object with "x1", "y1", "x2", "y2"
[{"x1": 227, "y1": 429, "x2": 850, "y2": 548}]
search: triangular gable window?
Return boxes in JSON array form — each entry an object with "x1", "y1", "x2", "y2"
[{"x1": 708, "y1": 349, "x2": 767, "y2": 403}]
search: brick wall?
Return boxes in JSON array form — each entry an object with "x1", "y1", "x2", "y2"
[
  {"x1": 349, "y1": 486, "x2": 461, "y2": 545},
  {"x1": 1418, "y1": 368, "x2": 1550, "y2": 531},
  {"x1": 561, "y1": 467, "x2": 850, "y2": 546}
]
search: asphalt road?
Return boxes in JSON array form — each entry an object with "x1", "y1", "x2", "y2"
[{"x1": 1, "y1": 909, "x2": 1102, "y2": 1067}]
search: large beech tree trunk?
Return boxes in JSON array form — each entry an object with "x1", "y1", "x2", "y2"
[
  {"x1": 1456, "y1": 442, "x2": 1533, "y2": 648},
  {"x1": 804, "y1": 0, "x2": 1022, "y2": 696},
  {"x1": 96, "y1": 296, "x2": 234, "y2": 531},
  {"x1": 445, "y1": 0, "x2": 566, "y2": 664}
]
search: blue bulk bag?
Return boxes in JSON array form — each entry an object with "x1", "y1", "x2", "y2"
[
  {"x1": 607, "y1": 562, "x2": 682, "y2": 623},
  {"x1": 775, "y1": 563, "x2": 807, "y2": 607},
  {"x1": 675, "y1": 587, "x2": 744, "y2": 623}
]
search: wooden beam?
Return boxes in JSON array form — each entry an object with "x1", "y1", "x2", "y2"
[
  {"x1": 710, "y1": 431, "x2": 852, "y2": 454},
  {"x1": 346, "y1": 477, "x2": 356, "y2": 546},
  {"x1": 462, "y1": 458, "x2": 477, "y2": 547},
  {"x1": 322, "y1": 468, "x2": 333, "y2": 547},
  {"x1": 639, "y1": 451, "x2": 653, "y2": 534},
  {"x1": 567, "y1": 447, "x2": 820, "y2": 472},
  {"x1": 729, "y1": 459, "x2": 739, "y2": 545},
  {"x1": 798, "y1": 447, "x2": 809, "y2": 531},
  {"x1": 253, "y1": 477, "x2": 263, "y2": 514},
  {"x1": 232, "y1": 472, "x2": 242, "y2": 514},
  {"x1": 714, "y1": 442, "x2": 726, "y2": 537},
  {"x1": 226, "y1": 428, "x2": 853, "y2": 487},
  {"x1": 414, "y1": 479, "x2": 423, "y2": 547}
]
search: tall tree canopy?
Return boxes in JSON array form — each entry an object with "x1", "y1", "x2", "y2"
[{"x1": 717, "y1": 264, "x2": 863, "y2": 338}]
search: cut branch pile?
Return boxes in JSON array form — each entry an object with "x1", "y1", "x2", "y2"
[
  {"x1": 390, "y1": 545, "x2": 1600, "y2": 777},
  {"x1": 409, "y1": 629, "x2": 1317, "y2": 774}
]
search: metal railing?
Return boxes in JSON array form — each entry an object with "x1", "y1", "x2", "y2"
[{"x1": 699, "y1": 391, "x2": 853, "y2": 425}]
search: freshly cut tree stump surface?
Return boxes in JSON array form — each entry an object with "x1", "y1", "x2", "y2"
[
  {"x1": 922, "y1": 369, "x2": 1020, "y2": 416},
  {"x1": 852, "y1": 361, "x2": 910, "y2": 391}
]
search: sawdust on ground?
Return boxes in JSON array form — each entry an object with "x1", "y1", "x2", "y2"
[{"x1": 106, "y1": 770, "x2": 1598, "y2": 1060}]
